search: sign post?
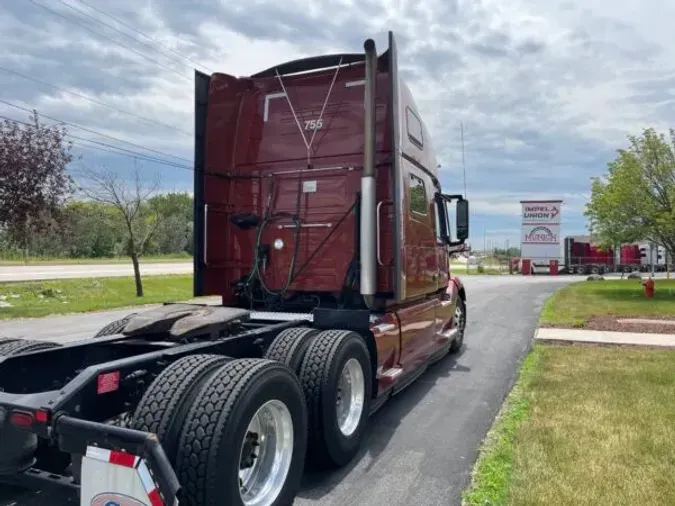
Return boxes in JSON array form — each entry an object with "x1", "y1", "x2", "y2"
[{"x1": 520, "y1": 200, "x2": 563, "y2": 274}]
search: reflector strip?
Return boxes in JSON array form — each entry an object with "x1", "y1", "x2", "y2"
[
  {"x1": 110, "y1": 451, "x2": 137, "y2": 468},
  {"x1": 138, "y1": 460, "x2": 164, "y2": 506},
  {"x1": 97, "y1": 371, "x2": 121, "y2": 394},
  {"x1": 84, "y1": 446, "x2": 166, "y2": 506},
  {"x1": 85, "y1": 446, "x2": 139, "y2": 468}
]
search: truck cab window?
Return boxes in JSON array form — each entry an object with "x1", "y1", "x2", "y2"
[
  {"x1": 435, "y1": 198, "x2": 451, "y2": 243},
  {"x1": 410, "y1": 173, "x2": 427, "y2": 215},
  {"x1": 406, "y1": 107, "x2": 424, "y2": 149},
  {"x1": 434, "y1": 201, "x2": 444, "y2": 243}
]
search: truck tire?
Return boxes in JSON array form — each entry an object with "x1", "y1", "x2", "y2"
[
  {"x1": 299, "y1": 329, "x2": 372, "y2": 468},
  {"x1": 0, "y1": 340, "x2": 60, "y2": 357},
  {"x1": 176, "y1": 358, "x2": 307, "y2": 506},
  {"x1": 449, "y1": 298, "x2": 467, "y2": 353},
  {"x1": 131, "y1": 354, "x2": 230, "y2": 465},
  {"x1": 264, "y1": 327, "x2": 319, "y2": 373},
  {"x1": 93, "y1": 313, "x2": 136, "y2": 338}
]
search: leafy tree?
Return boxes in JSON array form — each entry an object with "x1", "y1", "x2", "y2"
[
  {"x1": 585, "y1": 128, "x2": 675, "y2": 263},
  {"x1": 493, "y1": 247, "x2": 521, "y2": 257},
  {"x1": 148, "y1": 192, "x2": 193, "y2": 255},
  {"x1": 0, "y1": 111, "x2": 74, "y2": 248},
  {"x1": 61, "y1": 201, "x2": 125, "y2": 258}
]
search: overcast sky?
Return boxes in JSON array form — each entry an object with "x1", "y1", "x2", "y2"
[{"x1": 1, "y1": 0, "x2": 673, "y2": 249}]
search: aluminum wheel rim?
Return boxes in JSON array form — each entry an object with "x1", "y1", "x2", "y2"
[
  {"x1": 336, "y1": 358, "x2": 365, "y2": 437},
  {"x1": 238, "y1": 399, "x2": 294, "y2": 506},
  {"x1": 454, "y1": 305, "x2": 465, "y2": 341}
]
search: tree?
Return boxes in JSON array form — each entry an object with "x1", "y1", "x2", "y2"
[
  {"x1": 79, "y1": 164, "x2": 162, "y2": 297},
  {"x1": 61, "y1": 201, "x2": 125, "y2": 258},
  {"x1": 585, "y1": 128, "x2": 675, "y2": 263},
  {"x1": 148, "y1": 193, "x2": 193, "y2": 255},
  {"x1": 0, "y1": 111, "x2": 74, "y2": 249}
]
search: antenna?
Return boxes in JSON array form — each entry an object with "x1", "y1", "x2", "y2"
[{"x1": 460, "y1": 122, "x2": 467, "y2": 198}]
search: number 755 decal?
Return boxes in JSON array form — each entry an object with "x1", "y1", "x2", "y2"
[{"x1": 304, "y1": 119, "x2": 324, "y2": 131}]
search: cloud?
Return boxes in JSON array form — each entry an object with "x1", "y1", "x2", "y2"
[{"x1": 1, "y1": 0, "x2": 674, "y2": 247}]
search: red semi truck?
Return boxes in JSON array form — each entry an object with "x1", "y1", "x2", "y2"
[
  {"x1": 563, "y1": 236, "x2": 667, "y2": 274},
  {"x1": 0, "y1": 32, "x2": 469, "y2": 506}
]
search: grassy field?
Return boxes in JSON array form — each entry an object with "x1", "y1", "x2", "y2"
[
  {"x1": 0, "y1": 254, "x2": 192, "y2": 266},
  {"x1": 540, "y1": 279, "x2": 675, "y2": 327},
  {"x1": 0, "y1": 275, "x2": 194, "y2": 319},
  {"x1": 464, "y1": 344, "x2": 675, "y2": 506},
  {"x1": 450, "y1": 262, "x2": 511, "y2": 276}
]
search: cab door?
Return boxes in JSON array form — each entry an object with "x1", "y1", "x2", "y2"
[
  {"x1": 433, "y1": 195, "x2": 455, "y2": 342},
  {"x1": 397, "y1": 168, "x2": 440, "y2": 371}
]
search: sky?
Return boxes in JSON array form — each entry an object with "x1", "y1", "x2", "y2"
[{"x1": 1, "y1": 0, "x2": 674, "y2": 250}]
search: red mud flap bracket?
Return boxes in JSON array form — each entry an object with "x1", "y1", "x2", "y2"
[{"x1": 55, "y1": 415, "x2": 180, "y2": 506}]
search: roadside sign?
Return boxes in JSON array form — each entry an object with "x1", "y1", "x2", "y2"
[{"x1": 520, "y1": 200, "x2": 563, "y2": 268}]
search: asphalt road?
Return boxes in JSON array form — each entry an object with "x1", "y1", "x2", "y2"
[
  {"x1": 0, "y1": 275, "x2": 574, "y2": 506},
  {"x1": 0, "y1": 262, "x2": 193, "y2": 282}
]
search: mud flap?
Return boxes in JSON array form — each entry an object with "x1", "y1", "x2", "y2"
[{"x1": 80, "y1": 446, "x2": 177, "y2": 506}]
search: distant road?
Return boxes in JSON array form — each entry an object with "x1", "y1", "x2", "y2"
[{"x1": 0, "y1": 262, "x2": 193, "y2": 282}]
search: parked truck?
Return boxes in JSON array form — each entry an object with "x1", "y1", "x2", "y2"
[
  {"x1": 0, "y1": 32, "x2": 469, "y2": 506},
  {"x1": 563, "y1": 236, "x2": 667, "y2": 275}
]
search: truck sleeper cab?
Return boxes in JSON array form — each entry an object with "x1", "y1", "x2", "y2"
[{"x1": 0, "y1": 32, "x2": 469, "y2": 506}]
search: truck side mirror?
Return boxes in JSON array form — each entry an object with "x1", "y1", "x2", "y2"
[{"x1": 456, "y1": 199, "x2": 469, "y2": 241}]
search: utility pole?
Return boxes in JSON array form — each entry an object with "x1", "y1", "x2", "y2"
[{"x1": 461, "y1": 122, "x2": 467, "y2": 198}]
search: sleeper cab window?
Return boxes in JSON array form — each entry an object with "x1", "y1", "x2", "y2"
[
  {"x1": 409, "y1": 173, "x2": 427, "y2": 215},
  {"x1": 406, "y1": 107, "x2": 423, "y2": 149},
  {"x1": 434, "y1": 199, "x2": 445, "y2": 242}
]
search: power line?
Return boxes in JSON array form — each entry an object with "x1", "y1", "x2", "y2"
[
  {"x1": 56, "y1": 0, "x2": 206, "y2": 75},
  {"x1": 0, "y1": 66, "x2": 191, "y2": 136},
  {"x1": 0, "y1": 99, "x2": 192, "y2": 164},
  {"x1": 29, "y1": 0, "x2": 191, "y2": 83},
  {"x1": 0, "y1": 114, "x2": 192, "y2": 170},
  {"x1": 2, "y1": 113, "x2": 267, "y2": 185},
  {"x1": 71, "y1": 138, "x2": 188, "y2": 168},
  {"x1": 73, "y1": 0, "x2": 214, "y2": 73}
]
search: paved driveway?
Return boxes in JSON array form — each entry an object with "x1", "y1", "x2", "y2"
[{"x1": 0, "y1": 275, "x2": 573, "y2": 506}]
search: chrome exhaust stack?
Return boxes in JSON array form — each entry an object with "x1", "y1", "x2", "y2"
[{"x1": 360, "y1": 38, "x2": 377, "y2": 303}]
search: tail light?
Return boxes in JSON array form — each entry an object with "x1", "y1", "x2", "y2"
[
  {"x1": 7, "y1": 409, "x2": 50, "y2": 429},
  {"x1": 10, "y1": 411, "x2": 34, "y2": 428}
]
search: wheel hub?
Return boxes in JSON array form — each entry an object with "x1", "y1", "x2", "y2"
[
  {"x1": 336, "y1": 358, "x2": 365, "y2": 437},
  {"x1": 238, "y1": 400, "x2": 294, "y2": 506},
  {"x1": 453, "y1": 304, "x2": 466, "y2": 346},
  {"x1": 239, "y1": 431, "x2": 260, "y2": 470}
]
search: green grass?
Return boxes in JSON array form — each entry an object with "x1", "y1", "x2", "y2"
[
  {"x1": 464, "y1": 344, "x2": 675, "y2": 505},
  {"x1": 463, "y1": 350, "x2": 541, "y2": 506},
  {"x1": 450, "y1": 263, "x2": 511, "y2": 276},
  {"x1": 540, "y1": 279, "x2": 675, "y2": 327},
  {"x1": 0, "y1": 254, "x2": 192, "y2": 266},
  {"x1": 0, "y1": 275, "x2": 194, "y2": 319}
]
